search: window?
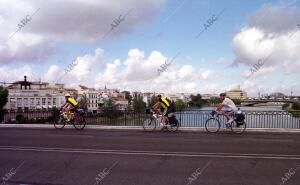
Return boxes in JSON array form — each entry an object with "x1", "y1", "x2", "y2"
[
  {"x1": 24, "y1": 98, "x2": 28, "y2": 107},
  {"x1": 17, "y1": 98, "x2": 22, "y2": 107},
  {"x1": 30, "y1": 98, "x2": 35, "y2": 108},
  {"x1": 10, "y1": 98, "x2": 16, "y2": 109},
  {"x1": 42, "y1": 98, "x2": 46, "y2": 106},
  {"x1": 36, "y1": 98, "x2": 41, "y2": 106}
]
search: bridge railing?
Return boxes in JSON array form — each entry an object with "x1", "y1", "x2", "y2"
[
  {"x1": 1, "y1": 109, "x2": 300, "y2": 129},
  {"x1": 244, "y1": 111, "x2": 300, "y2": 129},
  {"x1": 175, "y1": 110, "x2": 300, "y2": 129}
]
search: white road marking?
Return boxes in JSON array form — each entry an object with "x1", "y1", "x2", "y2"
[{"x1": 0, "y1": 146, "x2": 300, "y2": 160}]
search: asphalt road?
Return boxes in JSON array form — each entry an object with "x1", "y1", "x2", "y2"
[{"x1": 0, "y1": 128, "x2": 299, "y2": 185}]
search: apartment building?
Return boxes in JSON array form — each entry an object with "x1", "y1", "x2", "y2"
[
  {"x1": 226, "y1": 85, "x2": 247, "y2": 99},
  {"x1": 4, "y1": 76, "x2": 68, "y2": 110},
  {"x1": 77, "y1": 85, "x2": 99, "y2": 113}
]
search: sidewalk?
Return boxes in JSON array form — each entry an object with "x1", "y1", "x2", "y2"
[{"x1": 0, "y1": 124, "x2": 300, "y2": 133}]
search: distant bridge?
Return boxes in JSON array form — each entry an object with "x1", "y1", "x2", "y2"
[{"x1": 241, "y1": 99, "x2": 298, "y2": 106}]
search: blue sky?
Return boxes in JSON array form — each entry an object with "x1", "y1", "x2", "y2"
[{"x1": 0, "y1": 0, "x2": 300, "y2": 96}]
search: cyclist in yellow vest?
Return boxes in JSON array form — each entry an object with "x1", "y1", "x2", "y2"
[
  {"x1": 152, "y1": 94, "x2": 172, "y2": 126},
  {"x1": 61, "y1": 93, "x2": 78, "y2": 122}
]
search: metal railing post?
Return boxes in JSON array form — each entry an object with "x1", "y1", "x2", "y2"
[
  {"x1": 124, "y1": 109, "x2": 127, "y2": 126},
  {"x1": 179, "y1": 109, "x2": 182, "y2": 127}
]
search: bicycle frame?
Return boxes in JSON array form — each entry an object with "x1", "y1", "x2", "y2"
[
  {"x1": 214, "y1": 110, "x2": 244, "y2": 123},
  {"x1": 212, "y1": 111, "x2": 225, "y2": 120},
  {"x1": 213, "y1": 110, "x2": 234, "y2": 121},
  {"x1": 54, "y1": 109, "x2": 86, "y2": 130},
  {"x1": 206, "y1": 110, "x2": 246, "y2": 134},
  {"x1": 144, "y1": 109, "x2": 179, "y2": 132},
  {"x1": 149, "y1": 110, "x2": 164, "y2": 125},
  {"x1": 61, "y1": 109, "x2": 85, "y2": 122}
]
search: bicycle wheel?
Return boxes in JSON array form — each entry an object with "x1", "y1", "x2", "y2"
[
  {"x1": 143, "y1": 118, "x2": 156, "y2": 131},
  {"x1": 205, "y1": 118, "x2": 220, "y2": 133},
  {"x1": 167, "y1": 117, "x2": 179, "y2": 132},
  {"x1": 53, "y1": 114, "x2": 66, "y2": 129},
  {"x1": 73, "y1": 114, "x2": 86, "y2": 130},
  {"x1": 231, "y1": 121, "x2": 246, "y2": 134}
]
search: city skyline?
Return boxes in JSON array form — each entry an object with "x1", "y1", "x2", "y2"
[
  {"x1": 2, "y1": 76, "x2": 298, "y2": 98},
  {"x1": 1, "y1": 0, "x2": 300, "y2": 96}
]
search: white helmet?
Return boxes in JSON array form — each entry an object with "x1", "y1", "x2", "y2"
[{"x1": 65, "y1": 93, "x2": 71, "y2": 97}]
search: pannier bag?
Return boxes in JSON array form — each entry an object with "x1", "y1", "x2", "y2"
[
  {"x1": 146, "y1": 108, "x2": 151, "y2": 114},
  {"x1": 168, "y1": 115, "x2": 179, "y2": 126},
  {"x1": 234, "y1": 111, "x2": 245, "y2": 125}
]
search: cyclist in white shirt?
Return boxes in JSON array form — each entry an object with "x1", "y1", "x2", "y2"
[{"x1": 216, "y1": 93, "x2": 238, "y2": 126}]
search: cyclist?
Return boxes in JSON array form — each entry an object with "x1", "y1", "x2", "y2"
[
  {"x1": 216, "y1": 93, "x2": 238, "y2": 127},
  {"x1": 166, "y1": 98, "x2": 178, "y2": 126},
  {"x1": 152, "y1": 94, "x2": 173, "y2": 127},
  {"x1": 61, "y1": 93, "x2": 78, "y2": 122}
]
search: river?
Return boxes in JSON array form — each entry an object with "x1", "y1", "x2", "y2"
[
  {"x1": 175, "y1": 106, "x2": 299, "y2": 129},
  {"x1": 198, "y1": 105, "x2": 283, "y2": 111}
]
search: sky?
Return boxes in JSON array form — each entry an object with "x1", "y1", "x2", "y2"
[{"x1": 0, "y1": 0, "x2": 300, "y2": 96}]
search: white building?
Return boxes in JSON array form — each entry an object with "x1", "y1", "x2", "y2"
[
  {"x1": 115, "y1": 96, "x2": 129, "y2": 110},
  {"x1": 77, "y1": 85, "x2": 99, "y2": 113},
  {"x1": 98, "y1": 86, "x2": 129, "y2": 110},
  {"x1": 98, "y1": 86, "x2": 120, "y2": 98},
  {"x1": 201, "y1": 94, "x2": 219, "y2": 100},
  {"x1": 226, "y1": 85, "x2": 247, "y2": 99},
  {"x1": 4, "y1": 76, "x2": 66, "y2": 110},
  {"x1": 166, "y1": 93, "x2": 191, "y2": 103},
  {"x1": 141, "y1": 92, "x2": 154, "y2": 105}
]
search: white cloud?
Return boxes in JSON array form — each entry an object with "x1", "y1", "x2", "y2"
[
  {"x1": 0, "y1": 0, "x2": 165, "y2": 64},
  {"x1": 178, "y1": 65, "x2": 195, "y2": 80},
  {"x1": 247, "y1": 1, "x2": 300, "y2": 34},
  {"x1": 231, "y1": 2, "x2": 300, "y2": 96},
  {"x1": 232, "y1": 3, "x2": 300, "y2": 74},
  {"x1": 0, "y1": 65, "x2": 34, "y2": 82},
  {"x1": 199, "y1": 68, "x2": 214, "y2": 80},
  {"x1": 43, "y1": 65, "x2": 61, "y2": 83},
  {"x1": 2, "y1": 47, "x2": 298, "y2": 96},
  {"x1": 41, "y1": 48, "x2": 104, "y2": 86},
  {"x1": 93, "y1": 49, "x2": 219, "y2": 94}
]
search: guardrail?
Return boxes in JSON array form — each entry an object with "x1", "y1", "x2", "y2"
[
  {"x1": 176, "y1": 110, "x2": 300, "y2": 129},
  {"x1": 1, "y1": 109, "x2": 300, "y2": 129}
]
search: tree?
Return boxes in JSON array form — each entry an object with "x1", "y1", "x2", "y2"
[
  {"x1": 76, "y1": 94, "x2": 88, "y2": 111},
  {"x1": 147, "y1": 95, "x2": 157, "y2": 108},
  {"x1": 231, "y1": 99, "x2": 241, "y2": 105},
  {"x1": 208, "y1": 97, "x2": 222, "y2": 105},
  {"x1": 174, "y1": 99, "x2": 187, "y2": 111},
  {"x1": 0, "y1": 86, "x2": 8, "y2": 122},
  {"x1": 132, "y1": 93, "x2": 146, "y2": 113},
  {"x1": 103, "y1": 98, "x2": 116, "y2": 108},
  {"x1": 102, "y1": 98, "x2": 122, "y2": 118},
  {"x1": 122, "y1": 91, "x2": 132, "y2": 104},
  {"x1": 282, "y1": 103, "x2": 290, "y2": 110},
  {"x1": 292, "y1": 102, "x2": 300, "y2": 110},
  {"x1": 188, "y1": 94, "x2": 207, "y2": 107},
  {"x1": 0, "y1": 86, "x2": 8, "y2": 109}
]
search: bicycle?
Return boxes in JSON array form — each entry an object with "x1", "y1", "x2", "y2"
[
  {"x1": 53, "y1": 109, "x2": 86, "y2": 130},
  {"x1": 205, "y1": 110, "x2": 246, "y2": 134},
  {"x1": 142, "y1": 109, "x2": 179, "y2": 132}
]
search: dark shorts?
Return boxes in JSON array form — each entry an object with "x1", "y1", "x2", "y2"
[{"x1": 162, "y1": 108, "x2": 173, "y2": 116}]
